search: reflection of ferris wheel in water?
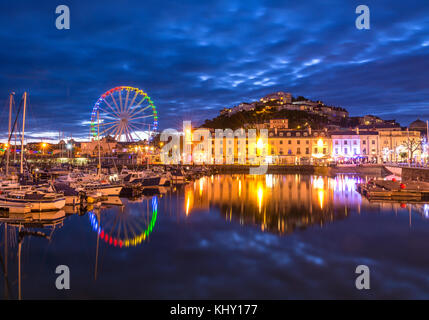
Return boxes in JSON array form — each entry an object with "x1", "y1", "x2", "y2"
[
  {"x1": 89, "y1": 196, "x2": 158, "y2": 248},
  {"x1": 90, "y1": 86, "x2": 159, "y2": 142}
]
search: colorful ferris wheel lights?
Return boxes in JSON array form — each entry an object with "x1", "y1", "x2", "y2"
[
  {"x1": 88, "y1": 196, "x2": 158, "y2": 248},
  {"x1": 90, "y1": 86, "x2": 158, "y2": 142}
]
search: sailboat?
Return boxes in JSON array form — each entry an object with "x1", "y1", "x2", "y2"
[
  {"x1": 83, "y1": 108, "x2": 123, "y2": 196},
  {"x1": 0, "y1": 92, "x2": 66, "y2": 212}
]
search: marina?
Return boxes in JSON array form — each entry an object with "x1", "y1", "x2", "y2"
[{"x1": 1, "y1": 0, "x2": 429, "y2": 303}]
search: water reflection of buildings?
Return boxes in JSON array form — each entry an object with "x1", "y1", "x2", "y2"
[
  {"x1": 183, "y1": 174, "x2": 429, "y2": 235},
  {"x1": 184, "y1": 175, "x2": 349, "y2": 234}
]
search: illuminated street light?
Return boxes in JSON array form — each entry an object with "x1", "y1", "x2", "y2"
[{"x1": 41, "y1": 142, "x2": 47, "y2": 155}]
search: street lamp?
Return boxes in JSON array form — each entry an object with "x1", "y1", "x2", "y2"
[{"x1": 66, "y1": 143, "x2": 73, "y2": 159}]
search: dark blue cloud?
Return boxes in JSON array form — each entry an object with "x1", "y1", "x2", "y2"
[{"x1": 0, "y1": 0, "x2": 428, "y2": 140}]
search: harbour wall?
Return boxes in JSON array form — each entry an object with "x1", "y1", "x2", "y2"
[
  {"x1": 200, "y1": 164, "x2": 386, "y2": 176},
  {"x1": 384, "y1": 165, "x2": 429, "y2": 182},
  {"x1": 384, "y1": 166, "x2": 402, "y2": 177},
  {"x1": 401, "y1": 167, "x2": 429, "y2": 182}
]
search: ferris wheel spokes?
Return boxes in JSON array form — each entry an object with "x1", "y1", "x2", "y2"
[
  {"x1": 124, "y1": 89, "x2": 130, "y2": 113},
  {"x1": 128, "y1": 91, "x2": 139, "y2": 111},
  {"x1": 91, "y1": 86, "x2": 158, "y2": 142},
  {"x1": 100, "y1": 100, "x2": 120, "y2": 117},
  {"x1": 129, "y1": 104, "x2": 152, "y2": 119}
]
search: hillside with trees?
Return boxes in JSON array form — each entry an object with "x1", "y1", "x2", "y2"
[{"x1": 201, "y1": 105, "x2": 333, "y2": 130}]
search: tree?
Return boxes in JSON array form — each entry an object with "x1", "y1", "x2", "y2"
[
  {"x1": 399, "y1": 151, "x2": 408, "y2": 161},
  {"x1": 402, "y1": 137, "x2": 422, "y2": 162}
]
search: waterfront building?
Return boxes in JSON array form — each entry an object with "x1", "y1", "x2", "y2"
[
  {"x1": 359, "y1": 131, "x2": 380, "y2": 162},
  {"x1": 331, "y1": 130, "x2": 379, "y2": 163},
  {"x1": 378, "y1": 129, "x2": 422, "y2": 162},
  {"x1": 268, "y1": 128, "x2": 331, "y2": 164},
  {"x1": 166, "y1": 118, "x2": 425, "y2": 166},
  {"x1": 409, "y1": 119, "x2": 428, "y2": 137}
]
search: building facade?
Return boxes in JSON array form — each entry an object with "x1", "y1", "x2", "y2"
[{"x1": 331, "y1": 131, "x2": 379, "y2": 163}]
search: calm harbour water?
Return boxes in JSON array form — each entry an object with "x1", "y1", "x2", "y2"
[{"x1": 1, "y1": 174, "x2": 429, "y2": 299}]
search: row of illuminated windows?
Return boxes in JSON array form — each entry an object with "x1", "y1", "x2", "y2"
[
  {"x1": 213, "y1": 147, "x2": 329, "y2": 156},
  {"x1": 269, "y1": 132, "x2": 327, "y2": 137},
  {"x1": 211, "y1": 139, "x2": 322, "y2": 146},
  {"x1": 334, "y1": 140, "x2": 376, "y2": 145},
  {"x1": 334, "y1": 148, "x2": 377, "y2": 155},
  {"x1": 270, "y1": 147, "x2": 327, "y2": 155}
]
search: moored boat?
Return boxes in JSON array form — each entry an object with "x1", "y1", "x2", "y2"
[
  {"x1": 0, "y1": 190, "x2": 66, "y2": 211},
  {"x1": 80, "y1": 182, "x2": 123, "y2": 196}
]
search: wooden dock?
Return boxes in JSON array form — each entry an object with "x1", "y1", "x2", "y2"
[{"x1": 357, "y1": 180, "x2": 429, "y2": 201}]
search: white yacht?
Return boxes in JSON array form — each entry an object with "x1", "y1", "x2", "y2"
[
  {"x1": 120, "y1": 169, "x2": 161, "y2": 187},
  {"x1": 0, "y1": 190, "x2": 66, "y2": 211},
  {"x1": 78, "y1": 182, "x2": 123, "y2": 196},
  {"x1": 57, "y1": 173, "x2": 123, "y2": 196}
]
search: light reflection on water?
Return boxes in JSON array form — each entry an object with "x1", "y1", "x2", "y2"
[
  {"x1": 1, "y1": 174, "x2": 429, "y2": 299},
  {"x1": 182, "y1": 174, "x2": 425, "y2": 234}
]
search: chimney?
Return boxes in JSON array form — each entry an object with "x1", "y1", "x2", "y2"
[
  {"x1": 356, "y1": 127, "x2": 359, "y2": 135},
  {"x1": 308, "y1": 126, "x2": 312, "y2": 135}
]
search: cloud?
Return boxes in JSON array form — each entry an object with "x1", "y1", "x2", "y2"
[{"x1": 0, "y1": 0, "x2": 428, "y2": 140}]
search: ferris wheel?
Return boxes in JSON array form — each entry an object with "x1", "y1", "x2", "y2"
[{"x1": 90, "y1": 86, "x2": 158, "y2": 142}]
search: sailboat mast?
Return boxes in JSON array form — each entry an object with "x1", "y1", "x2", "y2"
[
  {"x1": 6, "y1": 92, "x2": 14, "y2": 175},
  {"x1": 13, "y1": 122, "x2": 17, "y2": 163},
  {"x1": 97, "y1": 109, "x2": 101, "y2": 178},
  {"x1": 20, "y1": 92, "x2": 27, "y2": 175}
]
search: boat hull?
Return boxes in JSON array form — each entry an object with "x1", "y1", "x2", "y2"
[
  {"x1": 0, "y1": 197, "x2": 66, "y2": 211},
  {"x1": 90, "y1": 186, "x2": 123, "y2": 196},
  {"x1": 65, "y1": 195, "x2": 80, "y2": 206}
]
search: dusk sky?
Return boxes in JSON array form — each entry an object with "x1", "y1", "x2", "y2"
[{"x1": 0, "y1": 0, "x2": 428, "y2": 141}]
